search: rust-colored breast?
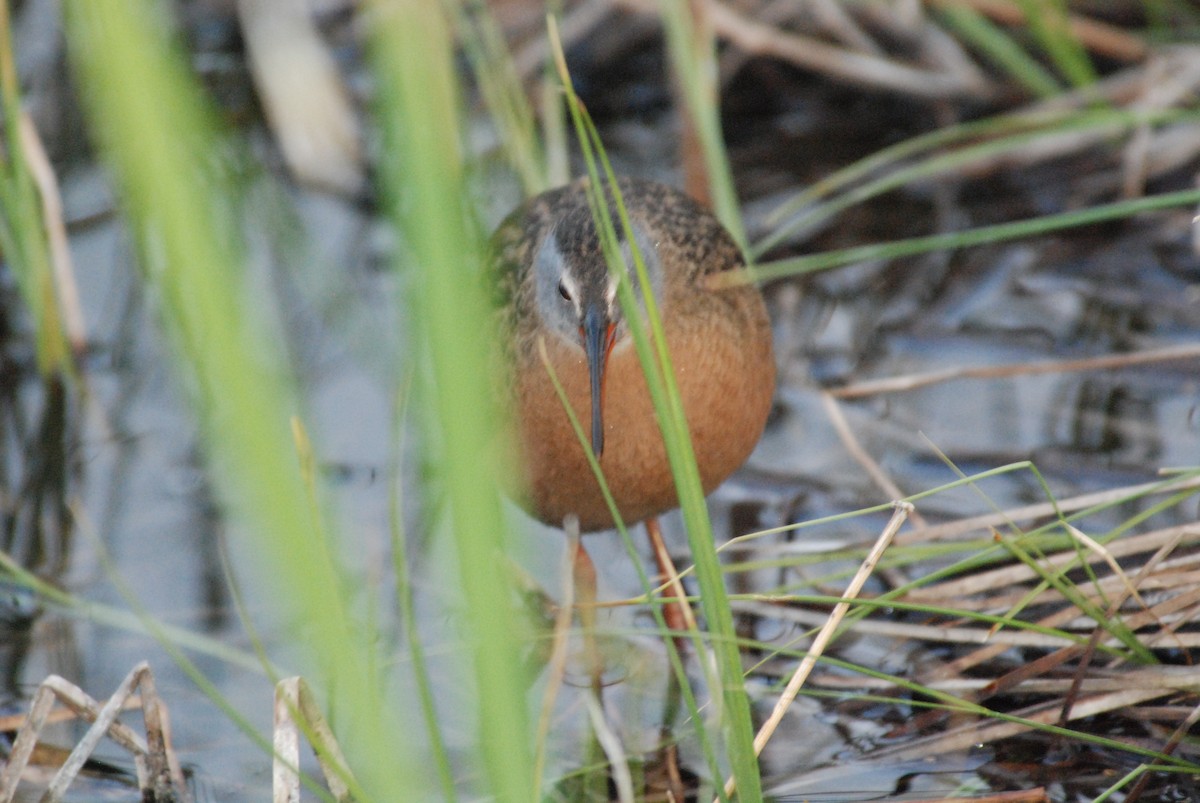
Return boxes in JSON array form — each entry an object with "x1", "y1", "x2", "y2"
[
  {"x1": 492, "y1": 177, "x2": 775, "y2": 532},
  {"x1": 514, "y1": 284, "x2": 773, "y2": 533}
]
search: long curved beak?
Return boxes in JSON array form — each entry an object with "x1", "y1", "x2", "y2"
[{"x1": 582, "y1": 302, "x2": 616, "y2": 457}]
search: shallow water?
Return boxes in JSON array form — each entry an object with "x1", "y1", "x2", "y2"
[{"x1": 3, "y1": 3, "x2": 1200, "y2": 802}]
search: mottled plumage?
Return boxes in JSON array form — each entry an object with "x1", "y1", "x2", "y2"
[{"x1": 488, "y1": 176, "x2": 774, "y2": 532}]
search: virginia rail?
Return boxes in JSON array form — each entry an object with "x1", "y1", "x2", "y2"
[{"x1": 488, "y1": 176, "x2": 774, "y2": 533}]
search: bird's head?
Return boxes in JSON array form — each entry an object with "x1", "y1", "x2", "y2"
[{"x1": 532, "y1": 215, "x2": 664, "y2": 457}]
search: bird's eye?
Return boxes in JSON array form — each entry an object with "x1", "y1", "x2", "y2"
[{"x1": 557, "y1": 279, "x2": 571, "y2": 301}]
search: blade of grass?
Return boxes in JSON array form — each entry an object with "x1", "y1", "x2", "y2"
[
  {"x1": 751, "y1": 106, "x2": 1196, "y2": 259},
  {"x1": 737, "y1": 187, "x2": 1200, "y2": 284},
  {"x1": 1015, "y1": 0, "x2": 1097, "y2": 89},
  {"x1": 65, "y1": 3, "x2": 414, "y2": 799},
  {"x1": 534, "y1": 335, "x2": 724, "y2": 793},
  {"x1": 548, "y1": 19, "x2": 762, "y2": 799},
  {"x1": 457, "y1": 0, "x2": 547, "y2": 196},
  {"x1": 657, "y1": 0, "x2": 745, "y2": 249},
  {"x1": 541, "y1": 55, "x2": 569, "y2": 188},
  {"x1": 587, "y1": 114, "x2": 760, "y2": 803},
  {"x1": 757, "y1": 107, "x2": 1076, "y2": 239},
  {"x1": 585, "y1": 691, "x2": 636, "y2": 803},
  {"x1": 925, "y1": 446, "x2": 1158, "y2": 662},
  {"x1": 0, "y1": 2, "x2": 71, "y2": 376},
  {"x1": 367, "y1": 1, "x2": 534, "y2": 799},
  {"x1": 387, "y1": 378, "x2": 457, "y2": 803},
  {"x1": 732, "y1": 594, "x2": 1124, "y2": 656},
  {"x1": 998, "y1": 534, "x2": 1156, "y2": 662},
  {"x1": 936, "y1": 2, "x2": 1062, "y2": 97}
]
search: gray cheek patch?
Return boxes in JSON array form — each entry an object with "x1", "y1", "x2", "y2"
[{"x1": 533, "y1": 228, "x2": 582, "y2": 338}]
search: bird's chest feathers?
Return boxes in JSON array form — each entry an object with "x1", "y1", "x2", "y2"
[{"x1": 535, "y1": 333, "x2": 651, "y2": 401}]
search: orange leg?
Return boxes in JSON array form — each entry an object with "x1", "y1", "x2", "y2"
[
  {"x1": 569, "y1": 536, "x2": 603, "y2": 693},
  {"x1": 644, "y1": 517, "x2": 697, "y2": 651}
]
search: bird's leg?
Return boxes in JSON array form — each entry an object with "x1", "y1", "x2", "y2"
[
  {"x1": 645, "y1": 517, "x2": 697, "y2": 652},
  {"x1": 569, "y1": 534, "x2": 604, "y2": 695}
]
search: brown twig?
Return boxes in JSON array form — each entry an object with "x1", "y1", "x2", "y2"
[
  {"x1": 870, "y1": 685, "x2": 1177, "y2": 763},
  {"x1": 821, "y1": 391, "x2": 929, "y2": 529},
  {"x1": 721, "y1": 501, "x2": 912, "y2": 800},
  {"x1": 616, "y1": 0, "x2": 991, "y2": 99},
  {"x1": 1124, "y1": 699, "x2": 1200, "y2": 803},
  {"x1": 898, "y1": 476, "x2": 1200, "y2": 546},
  {"x1": 830, "y1": 343, "x2": 1200, "y2": 399},
  {"x1": 902, "y1": 788, "x2": 1049, "y2": 803}
]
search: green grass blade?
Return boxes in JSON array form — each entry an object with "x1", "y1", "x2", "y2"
[
  {"x1": 999, "y1": 535, "x2": 1155, "y2": 663},
  {"x1": 0, "y1": 3, "x2": 71, "y2": 376},
  {"x1": 387, "y1": 382, "x2": 458, "y2": 803},
  {"x1": 599, "y1": 165, "x2": 762, "y2": 801},
  {"x1": 751, "y1": 106, "x2": 1193, "y2": 258},
  {"x1": 928, "y1": 451, "x2": 1158, "y2": 662},
  {"x1": 1015, "y1": 0, "x2": 1097, "y2": 88},
  {"x1": 750, "y1": 108, "x2": 1064, "y2": 258},
  {"x1": 937, "y1": 3, "x2": 1062, "y2": 97},
  {"x1": 457, "y1": 0, "x2": 547, "y2": 196},
  {"x1": 549, "y1": 19, "x2": 762, "y2": 798},
  {"x1": 368, "y1": 1, "x2": 534, "y2": 799},
  {"x1": 534, "y1": 334, "x2": 725, "y2": 792},
  {"x1": 744, "y1": 187, "x2": 1200, "y2": 284},
  {"x1": 65, "y1": 3, "x2": 413, "y2": 799},
  {"x1": 657, "y1": 0, "x2": 745, "y2": 250}
]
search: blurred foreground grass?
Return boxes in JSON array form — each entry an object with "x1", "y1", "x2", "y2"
[{"x1": 0, "y1": 1, "x2": 1196, "y2": 800}]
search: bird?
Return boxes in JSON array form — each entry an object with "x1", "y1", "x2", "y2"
[{"x1": 488, "y1": 175, "x2": 775, "y2": 534}]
